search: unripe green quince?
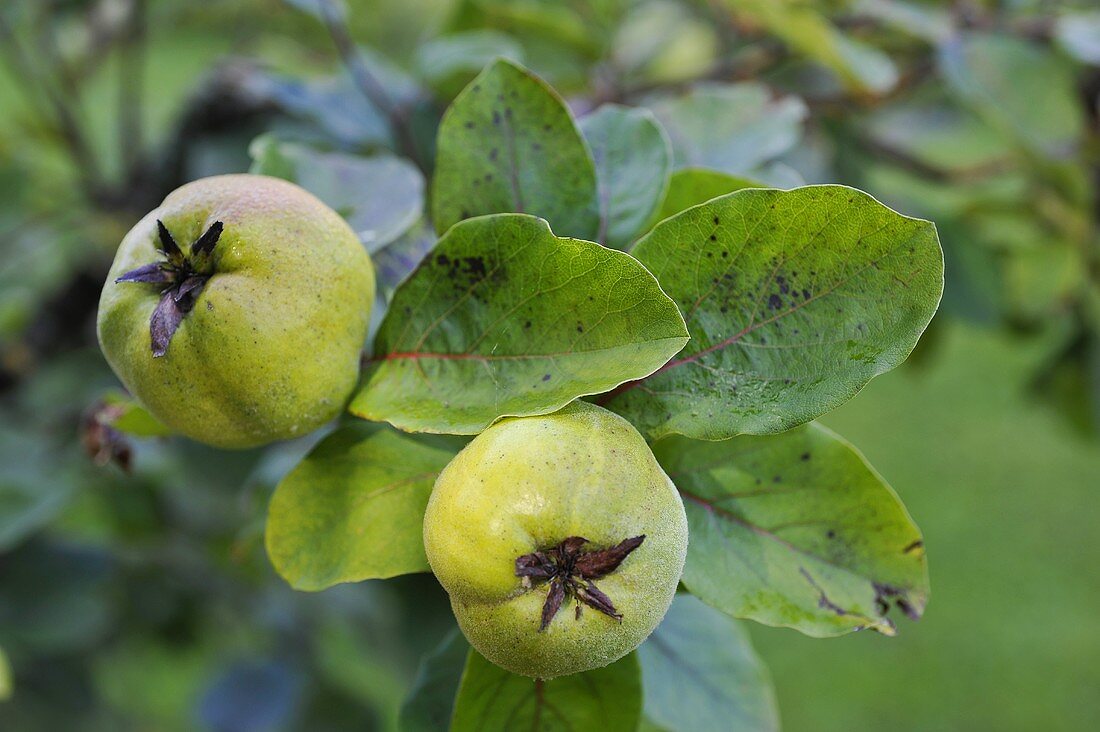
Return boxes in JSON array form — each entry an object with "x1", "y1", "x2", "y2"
[
  {"x1": 97, "y1": 174, "x2": 374, "y2": 449},
  {"x1": 423, "y1": 401, "x2": 688, "y2": 678}
]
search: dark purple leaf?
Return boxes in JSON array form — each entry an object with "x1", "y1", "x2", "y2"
[
  {"x1": 575, "y1": 535, "x2": 645, "y2": 579},
  {"x1": 539, "y1": 578, "x2": 566, "y2": 631},
  {"x1": 150, "y1": 290, "x2": 184, "y2": 357},
  {"x1": 116, "y1": 262, "x2": 173, "y2": 285},
  {"x1": 191, "y1": 221, "x2": 224, "y2": 256}
]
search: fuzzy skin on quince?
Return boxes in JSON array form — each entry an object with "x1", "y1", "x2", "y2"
[
  {"x1": 423, "y1": 401, "x2": 688, "y2": 678},
  {"x1": 97, "y1": 174, "x2": 374, "y2": 449}
]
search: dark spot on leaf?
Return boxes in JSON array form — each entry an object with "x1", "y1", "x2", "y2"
[
  {"x1": 542, "y1": 374, "x2": 551, "y2": 382},
  {"x1": 801, "y1": 452, "x2": 811, "y2": 461},
  {"x1": 768, "y1": 294, "x2": 782, "y2": 309}
]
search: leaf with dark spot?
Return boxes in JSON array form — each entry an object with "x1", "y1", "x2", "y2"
[
  {"x1": 351, "y1": 214, "x2": 687, "y2": 435},
  {"x1": 652, "y1": 422, "x2": 928, "y2": 637},
  {"x1": 575, "y1": 535, "x2": 644, "y2": 579},
  {"x1": 431, "y1": 58, "x2": 599, "y2": 239},
  {"x1": 150, "y1": 291, "x2": 185, "y2": 358},
  {"x1": 604, "y1": 186, "x2": 944, "y2": 441}
]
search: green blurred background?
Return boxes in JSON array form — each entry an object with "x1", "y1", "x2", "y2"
[{"x1": 1, "y1": 1, "x2": 1098, "y2": 730}]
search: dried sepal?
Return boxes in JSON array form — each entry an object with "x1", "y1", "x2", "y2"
[
  {"x1": 150, "y1": 290, "x2": 184, "y2": 358},
  {"x1": 155, "y1": 219, "x2": 184, "y2": 264},
  {"x1": 117, "y1": 220, "x2": 226, "y2": 358},
  {"x1": 191, "y1": 221, "x2": 223, "y2": 256},
  {"x1": 575, "y1": 580, "x2": 621, "y2": 621},
  {"x1": 574, "y1": 535, "x2": 645, "y2": 579},
  {"x1": 516, "y1": 534, "x2": 644, "y2": 632},
  {"x1": 540, "y1": 578, "x2": 566, "y2": 631},
  {"x1": 116, "y1": 262, "x2": 173, "y2": 285}
]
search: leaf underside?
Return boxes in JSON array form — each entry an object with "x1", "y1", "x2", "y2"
[{"x1": 652, "y1": 423, "x2": 929, "y2": 637}]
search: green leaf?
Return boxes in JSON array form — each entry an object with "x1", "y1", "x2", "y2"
[
  {"x1": 638, "y1": 594, "x2": 778, "y2": 732},
  {"x1": 939, "y1": 33, "x2": 1085, "y2": 157},
  {"x1": 249, "y1": 136, "x2": 424, "y2": 252},
  {"x1": 351, "y1": 214, "x2": 689, "y2": 435},
  {"x1": 579, "y1": 104, "x2": 672, "y2": 250},
  {"x1": 601, "y1": 185, "x2": 944, "y2": 440},
  {"x1": 431, "y1": 58, "x2": 599, "y2": 240},
  {"x1": 415, "y1": 30, "x2": 524, "y2": 99},
  {"x1": 652, "y1": 423, "x2": 929, "y2": 636},
  {"x1": 653, "y1": 168, "x2": 762, "y2": 224},
  {"x1": 265, "y1": 424, "x2": 461, "y2": 590},
  {"x1": 100, "y1": 390, "x2": 173, "y2": 438},
  {"x1": 451, "y1": 649, "x2": 642, "y2": 731},
  {"x1": 647, "y1": 83, "x2": 806, "y2": 176},
  {"x1": 398, "y1": 630, "x2": 470, "y2": 732}
]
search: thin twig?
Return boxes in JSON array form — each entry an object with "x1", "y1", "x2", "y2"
[
  {"x1": 119, "y1": 0, "x2": 147, "y2": 175},
  {"x1": 314, "y1": 0, "x2": 425, "y2": 170}
]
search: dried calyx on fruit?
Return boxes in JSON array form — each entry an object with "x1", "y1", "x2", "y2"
[
  {"x1": 516, "y1": 535, "x2": 645, "y2": 631},
  {"x1": 115, "y1": 220, "x2": 224, "y2": 357}
]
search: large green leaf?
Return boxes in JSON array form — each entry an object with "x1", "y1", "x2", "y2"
[
  {"x1": 579, "y1": 104, "x2": 672, "y2": 250},
  {"x1": 653, "y1": 168, "x2": 761, "y2": 225},
  {"x1": 602, "y1": 185, "x2": 944, "y2": 440},
  {"x1": 939, "y1": 33, "x2": 1084, "y2": 157},
  {"x1": 351, "y1": 214, "x2": 689, "y2": 434},
  {"x1": 265, "y1": 424, "x2": 461, "y2": 590},
  {"x1": 249, "y1": 136, "x2": 424, "y2": 252},
  {"x1": 431, "y1": 59, "x2": 599, "y2": 239},
  {"x1": 646, "y1": 83, "x2": 806, "y2": 176},
  {"x1": 639, "y1": 594, "x2": 778, "y2": 732},
  {"x1": 451, "y1": 650, "x2": 642, "y2": 731},
  {"x1": 398, "y1": 630, "x2": 471, "y2": 732},
  {"x1": 652, "y1": 423, "x2": 928, "y2": 636}
]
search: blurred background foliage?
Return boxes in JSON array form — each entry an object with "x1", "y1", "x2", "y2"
[{"x1": 0, "y1": 0, "x2": 1097, "y2": 730}]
